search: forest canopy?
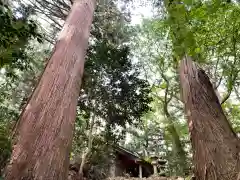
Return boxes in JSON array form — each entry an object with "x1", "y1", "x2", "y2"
[{"x1": 1, "y1": 0, "x2": 240, "y2": 179}]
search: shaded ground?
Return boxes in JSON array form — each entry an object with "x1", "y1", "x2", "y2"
[{"x1": 107, "y1": 176, "x2": 187, "y2": 180}]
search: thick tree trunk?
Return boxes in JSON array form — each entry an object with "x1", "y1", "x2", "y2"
[
  {"x1": 179, "y1": 57, "x2": 240, "y2": 180},
  {"x1": 5, "y1": 0, "x2": 95, "y2": 179}
]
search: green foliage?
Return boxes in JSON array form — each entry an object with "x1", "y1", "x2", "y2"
[
  {"x1": 3, "y1": 0, "x2": 240, "y2": 178},
  {"x1": 0, "y1": 2, "x2": 42, "y2": 71},
  {"x1": 125, "y1": 112, "x2": 164, "y2": 157},
  {"x1": 0, "y1": 123, "x2": 11, "y2": 172},
  {"x1": 76, "y1": 1, "x2": 152, "y2": 146},
  {"x1": 82, "y1": 41, "x2": 152, "y2": 126},
  {"x1": 128, "y1": 0, "x2": 240, "y2": 177}
]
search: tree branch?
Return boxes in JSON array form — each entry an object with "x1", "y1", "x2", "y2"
[{"x1": 221, "y1": 29, "x2": 239, "y2": 105}]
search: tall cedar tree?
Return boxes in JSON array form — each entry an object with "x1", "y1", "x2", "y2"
[
  {"x1": 5, "y1": 0, "x2": 96, "y2": 179},
  {"x1": 179, "y1": 57, "x2": 240, "y2": 180}
]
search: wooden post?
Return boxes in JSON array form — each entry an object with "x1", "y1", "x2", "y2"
[
  {"x1": 109, "y1": 154, "x2": 116, "y2": 177},
  {"x1": 150, "y1": 156, "x2": 158, "y2": 176},
  {"x1": 139, "y1": 164, "x2": 142, "y2": 178},
  {"x1": 153, "y1": 164, "x2": 158, "y2": 175},
  {"x1": 152, "y1": 161, "x2": 158, "y2": 175}
]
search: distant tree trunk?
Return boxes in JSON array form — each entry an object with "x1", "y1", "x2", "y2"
[
  {"x1": 162, "y1": 75, "x2": 188, "y2": 175},
  {"x1": 5, "y1": 0, "x2": 95, "y2": 180},
  {"x1": 179, "y1": 57, "x2": 240, "y2": 180},
  {"x1": 79, "y1": 111, "x2": 95, "y2": 179},
  {"x1": 167, "y1": 121, "x2": 187, "y2": 175}
]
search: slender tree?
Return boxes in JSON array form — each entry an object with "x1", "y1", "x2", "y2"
[
  {"x1": 5, "y1": 0, "x2": 96, "y2": 179},
  {"x1": 179, "y1": 57, "x2": 240, "y2": 180}
]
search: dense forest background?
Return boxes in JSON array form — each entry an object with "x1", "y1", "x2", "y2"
[{"x1": 1, "y1": 0, "x2": 240, "y2": 179}]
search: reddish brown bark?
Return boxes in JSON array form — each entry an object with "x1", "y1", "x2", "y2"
[
  {"x1": 4, "y1": 0, "x2": 95, "y2": 179},
  {"x1": 179, "y1": 57, "x2": 240, "y2": 180}
]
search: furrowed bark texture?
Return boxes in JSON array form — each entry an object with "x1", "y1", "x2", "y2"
[
  {"x1": 179, "y1": 57, "x2": 240, "y2": 180},
  {"x1": 5, "y1": 0, "x2": 95, "y2": 179}
]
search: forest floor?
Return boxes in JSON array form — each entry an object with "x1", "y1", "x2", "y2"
[{"x1": 107, "y1": 176, "x2": 186, "y2": 180}]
